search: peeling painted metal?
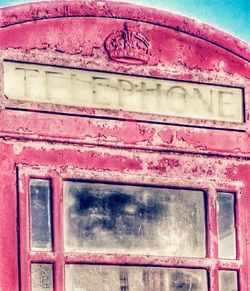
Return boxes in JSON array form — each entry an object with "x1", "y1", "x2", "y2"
[{"x1": 0, "y1": 0, "x2": 250, "y2": 290}]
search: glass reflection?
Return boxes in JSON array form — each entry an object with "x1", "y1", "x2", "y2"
[
  {"x1": 64, "y1": 181, "x2": 205, "y2": 257},
  {"x1": 30, "y1": 179, "x2": 52, "y2": 251},
  {"x1": 219, "y1": 270, "x2": 238, "y2": 291},
  {"x1": 65, "y1": 265, "x2": 208, "y2": 291},
  {"x1": 31, "y1": 264, "x2": 53, "y2": 291},
  {"x1": 217, "y1": 192, "x2": 236, "y2": 259}
]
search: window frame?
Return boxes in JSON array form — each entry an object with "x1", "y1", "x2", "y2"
[{"x1": 17, "y1": 164, "x2": 247, "y2": 291}]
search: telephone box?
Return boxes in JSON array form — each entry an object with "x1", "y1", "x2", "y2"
[{"x1": 0, "y1": 1, "x2": 250, "y2": 290}]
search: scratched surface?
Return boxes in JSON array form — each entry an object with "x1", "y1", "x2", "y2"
[
  {"x1": 65, "y1": 264, "x2": 208, "y2": 291},
  {"x1": 30, "y1": 179, "x2": 52, "y2": 251},
  {"x1": 4, "y1": 61, "x2": 244, "y2": 123},
  {"x1": 219, "y1": 270, "x2": 238, "y2": 291},
  {"x1": 217, "y1": 192, "x2": 236, "y2": 259},
  {"x1": 0, "y1": 1, "x2": 249, "y2": 291},
  {"x1": 64, "y1": 181, "x2": 205, "y2": 257},
  {"x1": 31, "y1": 264, "x2": 53, "y2": 291}
]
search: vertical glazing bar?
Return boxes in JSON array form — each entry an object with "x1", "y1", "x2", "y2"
[
  {"x1": 52, "y1": 172, "x2": 64, "y2": 291},
  {"x1": 238, "y1": 268, "x2": 246, "y2": 291},
  {"x1": 19, "y1": 174, "x2": 31, "y2": 291},
  {"x1": 235, "y1": 189, "x2": 241, "y2": 260},
  {"x1": 207, "y1": 187, "x2": 218, "y2": 291},
  {"x1": 207, "y1": 187, "x2": 218, "y2": 258},
  {"x1": 236, "y1": 187, "x2": 247, "y2": 291},
  {"x1": 209, "y1": 265, "x2": 219, "y2": 291}
]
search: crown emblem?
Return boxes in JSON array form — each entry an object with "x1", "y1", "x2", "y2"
[{"x1": 104, "y1": 23, "x2": 151, "y2": 65}]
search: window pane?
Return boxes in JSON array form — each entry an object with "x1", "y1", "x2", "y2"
[
  {"x1": 219, "y1": 271, "x2": 238, "y2": 291},
  {"x1": 30, "y1": 179, "x2": 52, "y2": 251},
  {"x1": 65, "y1": 265, "x2": 208, "y2": 291},
  {"x1": 31, "y1": 264, "x2": 53, "y2": 291},
  {"x1": 64, "y1": 182, "x2": 206, "y2": 257},
  {"x1": 217, "y1": 192, "x2": 236, "y2": 259}
]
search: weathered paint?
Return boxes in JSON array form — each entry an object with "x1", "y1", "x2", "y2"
[
  {"x1": 0, "y1": 0, "x2": 250, "y2": 290},
  {"x1": 3, "y1": 61, "x2": 244, "y2": 123}
]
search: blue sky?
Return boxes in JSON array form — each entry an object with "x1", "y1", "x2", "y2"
[{"x1": 0, "y1": 0, "x2": 249, "y2": 44}]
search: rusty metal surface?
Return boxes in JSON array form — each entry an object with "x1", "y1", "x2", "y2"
[{"x1": 0, "y1": 1, "x2": 250, "y2": 290}]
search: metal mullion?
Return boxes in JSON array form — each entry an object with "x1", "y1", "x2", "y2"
[
  {"x1": 64, "y1": 252, "x2": 213, "y2": 269},
  {"x1": 233, "y1": 187, "x2": 246, "y2": 291},
  {"x1": 19, "y1": 174, "x2": 31, "y2": 291},
  {"x1": 206, "y1": 187, "x2": 219, "y2": 291},
  {"x1": 209, "y1": 266, "x2": 219, "y2": 291},
  {"x1": 29, "y1": 252, "x2": 55, "y2": 263},
  {"x1": 52, "y1": 172, "x2": 64, "y2": 291},
  {"x1": 206, "y1": 187, "x2": 218, "y2": 258},
  {"x1": 217, "y1": 259, "x2": 241, "y2": 270},
  {"x1": 238, "y1": 266, "x2": 247, "y2": 291}
]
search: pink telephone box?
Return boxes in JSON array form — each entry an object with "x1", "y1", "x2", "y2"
[{"x1": 0, "y1": 1, "x2": 250, "y2": 290}]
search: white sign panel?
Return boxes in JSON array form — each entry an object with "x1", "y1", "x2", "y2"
[{"x1": 4, "y1": 61, "x2": 244, "y2": 123}]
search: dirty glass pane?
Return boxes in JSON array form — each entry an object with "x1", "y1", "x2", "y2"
[
  {"x1": 219, "y1": 271, "x2": 238, "y2": 291},
  {"x1": 65, "y1": 264, "x2": 208, "y2": 291},
  {"x1": 217, "y1": 192, "x2": 236, "y2": 259},
  {"x1": 30, "y1": 179, "x2": 52, "y2": 251},
  {"x1": 31, "y1": 264, "x2": 53, "y2": 291},
  {"x1": 64, "y1": 181, "x2": 205, "y2": 257}
]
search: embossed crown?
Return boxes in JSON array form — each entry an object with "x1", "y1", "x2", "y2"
[{"x1": 104, "y1": 23, "x2": 151, "y2": 65}]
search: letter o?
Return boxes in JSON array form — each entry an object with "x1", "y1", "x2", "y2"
[{"x1": 166, "y1": 86, "x2": 188, "y2": 114}]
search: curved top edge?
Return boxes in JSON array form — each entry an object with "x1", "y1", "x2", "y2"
[{"x1": 0, "y1": 0, "x2": 250, "y2": 62}]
